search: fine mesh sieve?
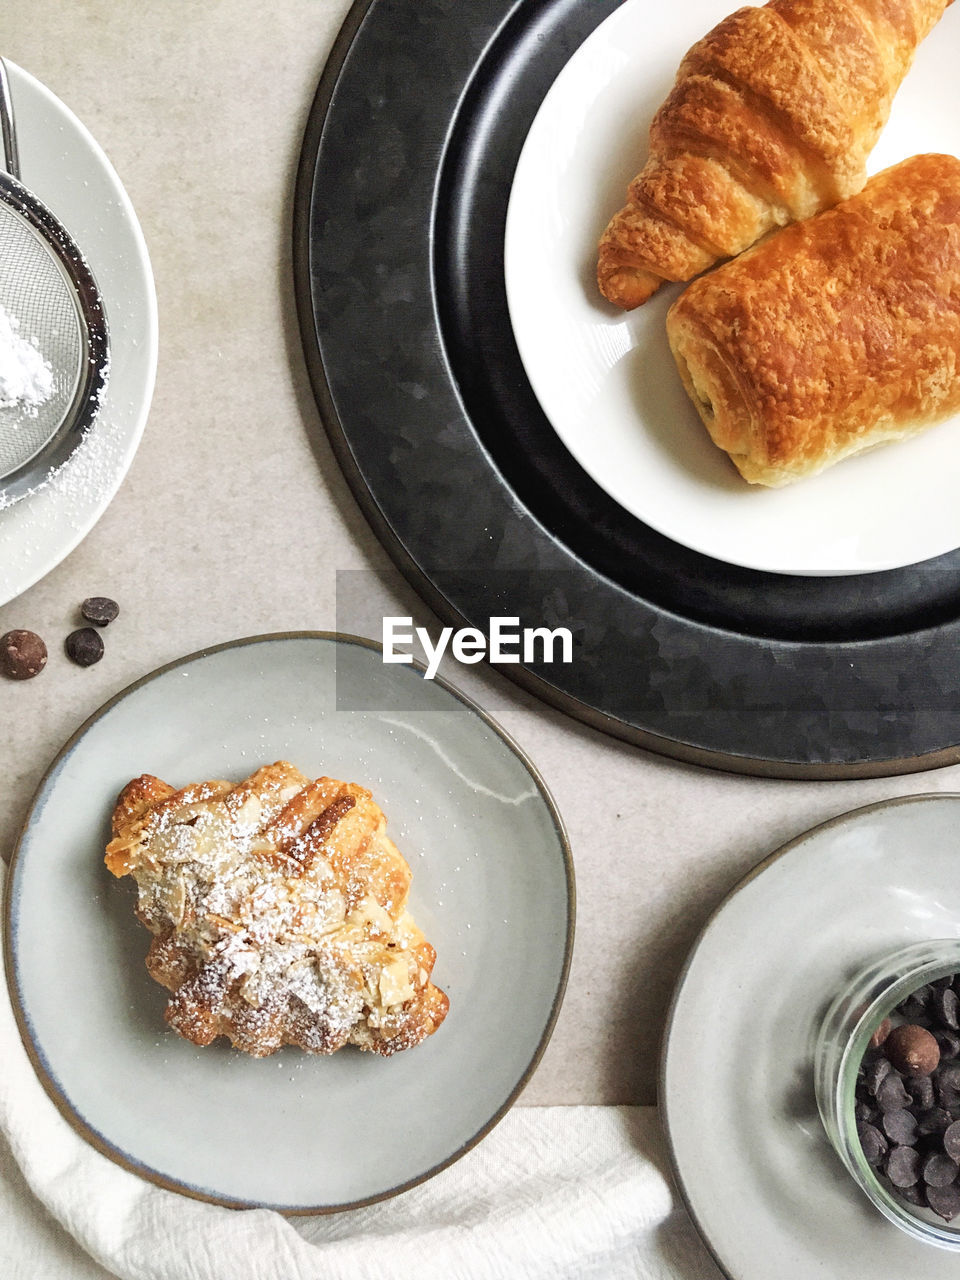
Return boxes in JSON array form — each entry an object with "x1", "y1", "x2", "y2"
[{"x1": 0, "y1": 59, "x2": 109, "y2": 502}]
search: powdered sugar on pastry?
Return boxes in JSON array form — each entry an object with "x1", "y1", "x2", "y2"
[{"x1": 105, "y1": 762, "x2": 449, "y2": 1057}]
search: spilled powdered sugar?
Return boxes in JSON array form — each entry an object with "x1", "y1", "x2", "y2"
[{"x1": 0, "y1": 302, "x2": 53, "y2": 411}]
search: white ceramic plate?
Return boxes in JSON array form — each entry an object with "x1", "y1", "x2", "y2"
[
  {"x1": 0, "y1": 61, "x2": 157, "y2": 604},
  {"x1": 504, "y1": 0, "x2": 960, "y2": 575},
  {"x1": 4, "y1": 634, "x2": 573, "y2": 1211},
  {"x1": 662, "y1": 794, "x2": 960, "y2": 1280}
]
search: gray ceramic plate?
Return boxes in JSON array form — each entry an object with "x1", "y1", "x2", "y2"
[
  {"x1": 4, "y1": 633, "x2": 573, "y2": 1212},
  {"x1": 662, "y1": 795, "x2": 960, "y2": 1280}
]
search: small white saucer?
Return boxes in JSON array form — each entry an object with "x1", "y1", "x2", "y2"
[
  {"x1": 663, "y1": 794, "x2": 960, "y2": 1279},
  {"x1": 0, "y1": 61, "x2": 157, "y2": 605},
  {"x1": 504, "y1": 0, "x2": 960, "y2": 575},
  {"x1": 5, "y1": 634, "x2": 573, "y2": 1211}
]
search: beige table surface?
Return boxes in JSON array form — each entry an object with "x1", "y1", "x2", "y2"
[{"x1": 2, "y1": 0, "x2": 960, "y2": 1116}]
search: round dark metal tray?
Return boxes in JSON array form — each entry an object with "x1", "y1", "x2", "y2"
[{"x1": 293, "y1": 0, "x2": 960, "y2": 779}]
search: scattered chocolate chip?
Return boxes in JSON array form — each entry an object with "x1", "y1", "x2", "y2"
[
  {"x1": 885, "y1": 1024, "x2": 941, "y2": 1077},
  {"x1": 80, "y1": 596, "x2": 119, "y2": 627},
  {"x1": 877, "y1": 1072, "x2": 911, "y2": 1112},
  {"x1": 927, "y1": 1183, "x2": 960, "y2": 1222},
  {"x1": 65, "y1": 627, "x2": 104, "y2": 667},
  {"x1": 923, "y1": 1151, "x2": 959, "y2": 1187},
  {"x1": 870, "y1": 1018, "x2": 893, "y2": 1050},
  {"x1": 933, "y1": 988, "x2": 960, "y2": 1031},
  {"x1": 0, "y1": 629, "x2": 47, "y2": 680},
  {"x1": 886, "y1": 1145, "x2": 921, "y2": 1188},
  {"x1": 883, "y1": 1108, "x2": 919, "y2": 1145}
]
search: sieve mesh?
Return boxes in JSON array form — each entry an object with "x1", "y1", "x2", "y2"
[{"x1": 0, "y1": 200, "x2": 84, "y2": 477}]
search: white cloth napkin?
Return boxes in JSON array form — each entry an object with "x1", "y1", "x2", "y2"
[{"x1": 0, "y1": 864, "x2": 722, "y2": 1280}]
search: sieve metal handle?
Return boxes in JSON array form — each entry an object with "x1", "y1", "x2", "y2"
[{"x1": 0, "y1": 59, "x2": 21, "y2": 181}]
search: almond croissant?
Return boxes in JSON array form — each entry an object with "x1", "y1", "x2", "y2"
[
  {"x1": 105, "y1": 762, "x2": 449, "y2": 1057},
  {"x1": 597, "y1": 0, "x2": 954, "y2": 310}
]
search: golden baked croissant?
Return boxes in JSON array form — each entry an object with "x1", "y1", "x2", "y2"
[
  {"x1": 666, "y1": 153, "x2": 960, "y2": 486},
  {"x1": 597, "y1": 0, "x2": 954, "y2": 310},
  {"x1": 105, "y1": 762, "x2": 449, "y2": 1057}
]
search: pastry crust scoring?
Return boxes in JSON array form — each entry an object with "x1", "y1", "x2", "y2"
[{"x1": 105, "y1": 762, "x2": 449, "y2": 1057}]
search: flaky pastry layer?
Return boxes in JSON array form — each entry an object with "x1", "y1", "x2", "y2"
[{"x1": 597, "y1": 0, "x2": 954, "y2": 309}]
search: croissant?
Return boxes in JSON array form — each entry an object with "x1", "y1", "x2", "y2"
[
  {"x1": 597, "y1": 0, "x2": 954, "y2": 310},
  {"x1": 105, "y1": 762, "x2": 449, "y2": 1057},
  {"x1": 666, "y1": 154, "x2": 960, "y2": 486}
]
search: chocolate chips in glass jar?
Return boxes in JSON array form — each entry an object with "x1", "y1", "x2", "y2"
[{"x1": 858, "y1": 975, "x2": 960, "y2": 1221}]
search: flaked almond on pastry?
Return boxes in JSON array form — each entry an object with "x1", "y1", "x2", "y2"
[{"x1": 105, "y1": 761, "x2": 449, "y2": 1057}]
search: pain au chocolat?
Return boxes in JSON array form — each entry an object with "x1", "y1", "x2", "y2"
[
  {"x1": 666, "y1": 154, "x2": 960, "y2": 487},
  {"x1": 105, "y1": 761, "x2": 449, "y2": 1057}
]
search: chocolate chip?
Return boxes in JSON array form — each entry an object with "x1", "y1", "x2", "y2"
[
  {"x1": 0, "y1": 629, "x2": 47, "y2": 680},
  {"x1": 918, "y1": 1107, "x2": 953, "y2": 1136},
  {"x1": 944, "y1": 1120, "x2": 960, "y2": 1163},
  {"x1": 898, "y1": 1182, "x2": 927, "y2": 1207},
  {"x1": 65, "y1": 628, "x2": 104, "y2": 667},
  {"x1": 900, "y1": 987, "x2": 932, "y2": 1020},
  {"x1": 858, "y1": 1122, "x2": 888, "y2": 1166},
  {"x1": 865, "y1": 1056, "x2": 893, "y2": 1096},
  {"x1": 883, "y1": 1108, "x2": 919, "y2": 1145},
  {"x1": 80, "y1": 596, "x2": 119, "y2": 627},
  {"x1": 933, "y1": 988, "x2": 960, "y2": 1030},
  {"x1": 855, "y1": 1100, "x2": 877, "y2": 1124},
  {"x1": 877, "y1": 1072, "x2": 911, "y2": 1112},
  {"x1": 923, "y1": 1152, "x2": 959, "y2": 1187},
  {"x1": 886, "y1": 1145, "x2": 921, "y2": 1188},
  {"x1": 907, "y1": 1075, "x2": 936, "y2": 1111},
  {"x1": 927, "y1": 1183, "x2": 960, "y2": 1222},
  {"x1": 934, "y1": 1030, "x2": 960, "y2": 1061}
]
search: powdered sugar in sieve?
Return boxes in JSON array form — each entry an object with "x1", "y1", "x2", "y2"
[{"x1": 0, "y1": 58, "x2": 109, "y2": 502}]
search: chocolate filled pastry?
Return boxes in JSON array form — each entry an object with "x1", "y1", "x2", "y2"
[
  {"x1": 665, "y1": 154, "x2": 960, "y2": 487},
  {"x1": 105, "y1": 761, "x2": 449, "y2": 1057},
  {"x1": 597, "y1": 0, "x2": 954, "y2": 310}
]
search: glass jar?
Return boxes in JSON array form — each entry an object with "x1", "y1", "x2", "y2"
[{"x1": 815, "y1": 939, "x2": 960, "y2": 1248}]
